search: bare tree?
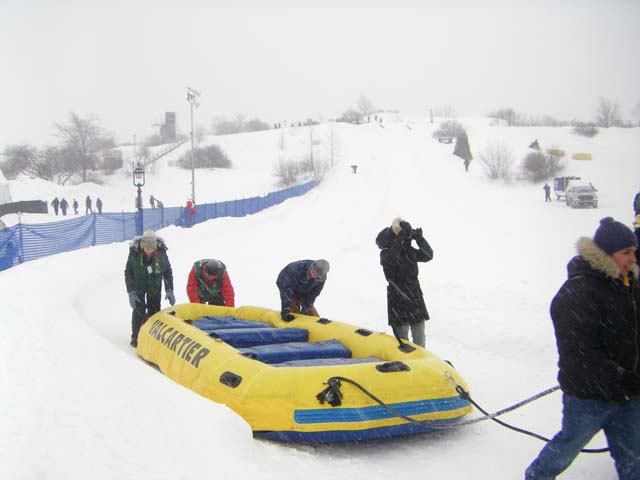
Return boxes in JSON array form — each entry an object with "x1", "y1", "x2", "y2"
[
  {"x1": 323, "y1": 122, "x2": 341, "y2": 168},
  {"x1": 27, "y1": 146, "x2": 75, "y2": 185},
  {"x1": 521, "y1": 151, "x2": 563, "y2": 183},
  {"x1": 432, "y1": 105, "x2": 457, "y2": 119},
  {"x1": 53, "y1": 112, "x2": 113, "y2": 182},
  {"x1": 479, "y1": 142, "x2": 515, "y2": 182},
  {"x1": 273, "y1": 157, "x2": 299, "y2": 186},
  {"x1": 339, "y1": 108, "x2": 361, "y2": 123},
  {"x1": 595, "y1": 97, "x2": 622, "y2": 127},
  {"x1": 1, "y1": 144, "x2": 37, "y2": 179},
  {"x1": 489, "y1": 107, "x2": 518, "y2": 126},
  {"x1": 356, "y1": 94, "x2": 375, "y2": 118}
]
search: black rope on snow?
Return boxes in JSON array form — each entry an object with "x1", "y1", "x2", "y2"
[
  {"x1": 452, "y1": 384, "x2": 608, "y2": 454},
  {"x1": 318, "y1": 375, "x2": 608, "y2": 454}
]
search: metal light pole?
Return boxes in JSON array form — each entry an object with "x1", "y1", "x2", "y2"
[
  {"x1": 133, "y1": 163, "x2": 145, "y2": 235},
  {"x1": 186, "y1": 87, "x2": 201, "y2": 204}
]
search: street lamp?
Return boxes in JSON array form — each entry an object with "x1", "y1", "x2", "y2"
[
  {"x1": 186, "y1": 87, "x2": 201, "y2": 204},
  {"x1": 133, "y1": 163, "x2": 145, "y2": 210}
]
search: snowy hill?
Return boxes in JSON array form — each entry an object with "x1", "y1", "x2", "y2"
[{"x1": 2, "y1": 116, "x2": 639, "y2": 480}]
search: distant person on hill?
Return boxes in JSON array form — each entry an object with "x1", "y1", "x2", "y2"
[
  {"x1": 72, "y1": 199, "x2": 79, "y2": 215},
  {"x1": 96, "y1": 197, "x2": 103, "y2": 214},
  {"x1": 525, "y1": 217, "x2": 640, "y2": 480},
  {"x1": 85, "y1": 195, "x2": 93, "y2": 214},
  {"x1": 186, "y1": 259, "x2": 235, "y2": 306},
  {"x1": 182, "y1": 200, "x2": 196, "y2": 227},
  {"x1": 375, "y1": 217, "x2": 433, "y2": 348},
  {"x1": 124, "y1": 229, "x2": 175, "y2": 347},
  {"x1": 150, "y1": 195, "x2": 156, "y2": 209},
  {"x1": 156, "y1": 199, "x2": 164, "y2": 209},
  {"x1": 543, "y1": 183, "x2": 551, "y2": 202},
  {"x1": 276, "y1": 259, "x2": 330, "y2": 321},
  {"x1": 59, "y1": 198, "x2": 69, "y2": 216},
  {"x1": 51, "y1": 197, "x2": 60, "y2": 216}
]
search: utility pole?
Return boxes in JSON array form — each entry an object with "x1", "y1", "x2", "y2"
[{"x1": 186, "y1": 87, "x2": 201, "y2": 203}]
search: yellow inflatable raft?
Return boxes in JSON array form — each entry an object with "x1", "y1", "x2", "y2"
[{"x1": 137, "y1": 304, "x2": 472, "y2": 443}]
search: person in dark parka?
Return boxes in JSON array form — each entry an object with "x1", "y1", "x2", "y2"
[
  {"x1": 526, "y1": 217, "x2": 640, "y2": 480},
  {"x1": 276, "y1": 259, "x2": 330, "y2": 321},
  {"x1": 376, "y1": 217, "x2": 433, "y2": 347},
  {"x1": 51, "y1": 197, "x2": 60, "y2": 215},
  {"x1": 59, "y1": 198, "x2": 69, "y2": 216},
  {"x1": 124, "y1": 229, "x2": 175, "y2": 347}
]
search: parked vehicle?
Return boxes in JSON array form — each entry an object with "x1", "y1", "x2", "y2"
[
  {"x1": 553, "y1": 176, "x2": 581, "y2": 200},
  {"x1": 565, "y1": 185, "x2": 598, "y2": 208}
]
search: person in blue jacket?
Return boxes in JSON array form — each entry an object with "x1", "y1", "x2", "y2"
[{"x1": 276, "y1": 259, "x2": 330, "y2": 321}]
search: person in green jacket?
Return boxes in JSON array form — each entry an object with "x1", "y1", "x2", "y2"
[{"x1": 124, "y1": 229, "x2": 175, "y2": 347}]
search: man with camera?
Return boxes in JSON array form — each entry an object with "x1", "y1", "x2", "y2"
[{"x1": 375, "y1": 217, "x2": 434, "y2": 347}]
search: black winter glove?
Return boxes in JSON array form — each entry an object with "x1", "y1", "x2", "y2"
[
  {"x1": 281, "y1": 311, "x2": 295, "y2": 322},
  {"x1": 412, "y1": 227, "x2": 423, "y2": 238},
  {"x1": 623, "y1": 370, "x2": 640, "y2": 391}
]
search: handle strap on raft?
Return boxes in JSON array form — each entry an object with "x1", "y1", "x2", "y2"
[
  {"x1": 317, "y1": 374, "x2": 608, "y2": 454},
  {"x1": 316, "y1": 378, "x2": 343, "y2": 407}
]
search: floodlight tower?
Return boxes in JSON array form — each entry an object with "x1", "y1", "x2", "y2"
[{"x1": 186, "y1": 87, "x2": 201, "y2": 204}]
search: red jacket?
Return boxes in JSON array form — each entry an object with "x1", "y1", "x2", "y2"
[{"x1": 186, "y1": 264, "x2": 235, "y2": 307}]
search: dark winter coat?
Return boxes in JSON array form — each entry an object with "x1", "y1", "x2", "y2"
[
  {"x1": 276, "y1": 260, "x2": 325, "y2": 314},
  {"x1": 636, "y1": 228, "x2": 640, "y2": 267},
  {"x1": 634, "y1": 192, "x2": 640, "y2": 214},
  {"x1": 376, "y1": 226, "x2": 433, "y2": 326},
  {"x1": 124, "y1": 236, "x2": 174, "y2": 296},
  {"x1": 551, "y1": 237, "x2": 640, "y2": 403}
]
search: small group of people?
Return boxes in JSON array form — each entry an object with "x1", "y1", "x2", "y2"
[
  {"x1": 51, "y1": 195, "x2": 102, "y2": 216},
  {"x1": 123, "y1": 229, "x2": 332, "y2": 347},
  {"x1": 123, "y1": 216, "x2": 434, "y2": 351},
  {"x1": 123, "y1": 209, "x2": 640, "y2": 478}
]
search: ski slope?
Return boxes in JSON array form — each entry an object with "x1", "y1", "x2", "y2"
[{"x1": 2, "y1": 116, "x2": 639, "y2": 479}]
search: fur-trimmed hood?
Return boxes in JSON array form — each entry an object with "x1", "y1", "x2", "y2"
[
  {"x1": 129, "y1": 235, "x2": 168, "y2": 254},
  {"x1": 574, "y1": 237, "x2": 638, "y2": 280}
]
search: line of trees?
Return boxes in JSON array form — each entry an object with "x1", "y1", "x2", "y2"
[
  {"x1": 489, "y1": 97, "x2": 639, "y2": 128},
  {"x1": 1, "y1": 112, "x2": 116, "y2": 185}
]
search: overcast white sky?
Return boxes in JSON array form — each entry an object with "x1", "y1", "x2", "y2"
[{"x1": 1, "y1": 0, "x2": 638, "y2": 148}]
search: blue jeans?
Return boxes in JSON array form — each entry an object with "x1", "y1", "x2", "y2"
[{"x1": 525, "y1": 393, "x2": 640, "y2": 480}]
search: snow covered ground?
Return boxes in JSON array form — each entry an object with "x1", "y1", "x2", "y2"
[{"x1": 1, "y1": 116, "x2": 639, "y2": 479}]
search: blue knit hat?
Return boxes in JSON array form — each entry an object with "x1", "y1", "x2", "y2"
[{"x1": 593, "y1": 217, "x2": 637, "y2": 255}]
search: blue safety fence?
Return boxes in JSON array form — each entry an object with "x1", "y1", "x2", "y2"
[{"x1": 0, "y1": 180, "x2": 315, "y2": 272}]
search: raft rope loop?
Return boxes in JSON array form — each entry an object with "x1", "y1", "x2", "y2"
[{"x1": 317, "y1": 374, "x2": 608, "y2": 454}]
